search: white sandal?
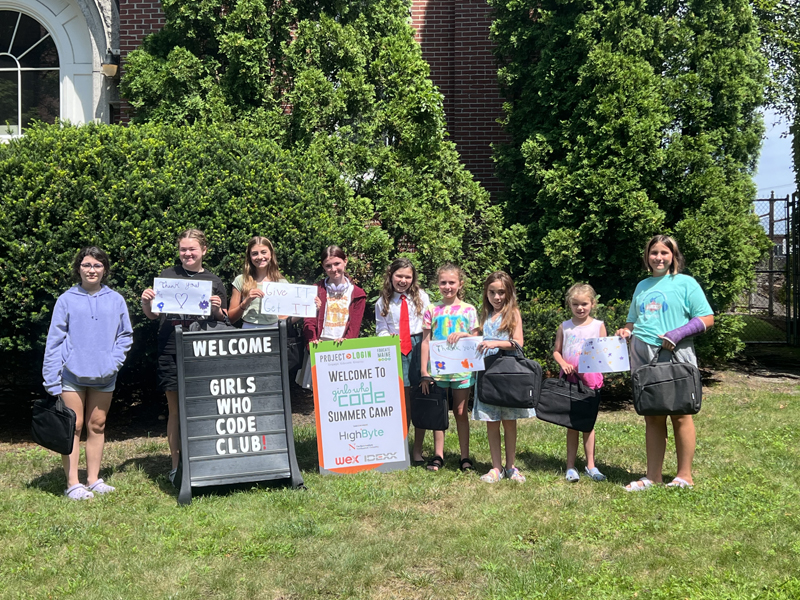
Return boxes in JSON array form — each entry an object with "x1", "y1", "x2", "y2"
[
  {"x1": 87, "y1": 479, "x2": 115, "y2": 494},
  {"x1": 625, "y1": 477, "x2": 654, "y2": 492},
  {"x1": 666, "y1": 476, "x2": 693, "y2": 489},
  {"x1": 64, "y1": 483, "x2": 94, "y2": 500}
]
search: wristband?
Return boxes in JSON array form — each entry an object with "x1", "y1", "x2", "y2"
[{"x1": 662, "y1": 317, "x2": 706, "y2": 346}]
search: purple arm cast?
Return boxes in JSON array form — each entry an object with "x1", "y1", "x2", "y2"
[{"x1": 663, "y1": 317, "x2": 706, "y2": 346}]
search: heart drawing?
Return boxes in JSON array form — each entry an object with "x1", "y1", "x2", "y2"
[{"x1": 175, "y1": 293, "x2": 189, "y2": 308}]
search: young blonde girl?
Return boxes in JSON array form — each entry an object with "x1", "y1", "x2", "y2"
[
  {"x1": 419, "y1": 264, "x2": 477, "y2": 472},
  {"x1": 553, "y1": 283, "x2": 606, "y2": 482},
  {"x1": 375, "y1": 258, "x2": 431, "y2": 465},
  {"x1": 473, "y1": 272, "x2": 532, "y2": 483},
  {"x1": 228, "y1": 236, "x2": 288, "y2": 327}
]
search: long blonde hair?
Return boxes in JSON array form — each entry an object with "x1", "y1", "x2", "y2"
[
  {"x1": 480, "y1": 271, "x2": 519, "y2": 335},
  {"x1": 241, "y1": 236, "x2": 282, "y2": 296},
  {"x1": 379, "y1": 258, "x2": 425, "y2": 316}
]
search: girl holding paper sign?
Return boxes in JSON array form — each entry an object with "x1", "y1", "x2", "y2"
[
  {"x1": 140, "y1": 229, "x2": 227, "y2": 485},
  {"x1": 229, "y1": 236, "x2": 288, "y2": 327},
  {"x1": 296, "y1": 246, "x2": 366, "y2": 388},
  {"x1": 553, "y1": 283, "x2": 607, "y2": 483},
  {"x1": 616, "y1": 235, "x2": 714, "y2": 491},
  {"x1": 419, "y1": 264, "x2": 478, "y2": 473}
]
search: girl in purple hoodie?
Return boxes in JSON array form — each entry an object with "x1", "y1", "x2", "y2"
[{"x1": 42, "y1": 247, "x2": 133, "y2": 500}]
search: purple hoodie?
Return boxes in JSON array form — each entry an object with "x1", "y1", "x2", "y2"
[{"x1": 42, "y1": 285, "x2": 133, "y2": 395}]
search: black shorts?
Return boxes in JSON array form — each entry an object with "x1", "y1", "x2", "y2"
[{"x1": 157, "y1": 354, "x2": 178, "y2": 392}]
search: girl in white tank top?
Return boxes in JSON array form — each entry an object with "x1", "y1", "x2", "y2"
[{"x1": 553, "y1": 283, "x2": 607, "y2": 483}]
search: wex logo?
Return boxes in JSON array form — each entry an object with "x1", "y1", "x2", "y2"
[{"x1": 334, "y1": 452, "x2": 398, "y2": 466}]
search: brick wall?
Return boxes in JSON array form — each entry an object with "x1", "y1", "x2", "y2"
[
  {"x1": 114, "y1": 0, "x2": 506, "y2": 198},
  {"x1": 411, "y1": 0, "x2": 507, "y2": 199},
  {"x1": 117, "y1": 0, "x2": 166, "y2": 123}
]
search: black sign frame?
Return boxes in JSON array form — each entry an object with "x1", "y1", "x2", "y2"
[{"x1": 175, "y1": 321, "x2": 304, "y2": 505}]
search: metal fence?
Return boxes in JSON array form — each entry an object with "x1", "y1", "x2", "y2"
[
  {"x1": 733, "y1": 194, "x2": 790, "y2": 343},
  {"x1": 788, "y1": 192, "x2": 800, "y2": 345}
]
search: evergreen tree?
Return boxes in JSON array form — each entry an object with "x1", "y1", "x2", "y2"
[
  {"x1": 121, "y1": 0, "x2": 508, "y2": 288},
  {"x1": 492, "y1": 0, "x2": 771, "y2": 308}
]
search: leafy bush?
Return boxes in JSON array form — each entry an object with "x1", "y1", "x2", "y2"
[
  {"x1": 121, "y1": 0, "x2": 510, "y2": 292},
  {"x1": 0, "y1": 122, "x2": 504, "y2": 390},
  {"x1": 491, "y1": 0, "x2": 771, "y2": 315}
]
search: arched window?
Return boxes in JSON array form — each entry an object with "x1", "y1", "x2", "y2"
[{"x1": 0, "y1": 11, "x2": 59, "y2": 137}]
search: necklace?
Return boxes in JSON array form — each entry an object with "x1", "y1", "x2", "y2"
[{"x1": 182, "y1": 266, "x2": 203, "y2": 277}]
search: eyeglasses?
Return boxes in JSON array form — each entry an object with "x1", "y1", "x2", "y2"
[{"x1": 80, "y1": 263, "x2": 104, "y2": 271}]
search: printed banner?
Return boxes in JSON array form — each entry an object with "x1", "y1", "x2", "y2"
[
  {"x1": 311, "y1": 337, "x2": 408, "y2": 474},
  {"x1": 152, "y1": 278, "x2": 213, "y2": 316},
  {"x1": 259, "y1": 281, "x2": 318, "y2": 318},
  {"x1": 428, "y1": 336, "x2": 485, "y2": 375},
  {"x1": 579, "y1": 336, "x2": 631, "y2": 373}
]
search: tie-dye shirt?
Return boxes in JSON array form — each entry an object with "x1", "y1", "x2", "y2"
[{"x1": 423, "y1": 301, "x2": 478, "y2": 382}]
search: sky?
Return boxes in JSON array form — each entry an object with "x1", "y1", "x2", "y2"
[{"x1": 753, "y1": 108, "x2": 796, "y2": 200}]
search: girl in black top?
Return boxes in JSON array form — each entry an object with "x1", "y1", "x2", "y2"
[{"x1": 140, "y1": 229, "x2": 228, "y2": 484}]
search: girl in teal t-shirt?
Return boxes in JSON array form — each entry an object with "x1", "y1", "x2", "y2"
[{"x1": 616, "y1": 235, "x2": 714, "y2": 491}]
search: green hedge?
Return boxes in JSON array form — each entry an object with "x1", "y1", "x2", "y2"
[
  {"x1": 0, "y1": 122, "x2": 505, "y2": 391},
  {"x1": 0, "y1": 123, "x2": 739, "y2": 393}
]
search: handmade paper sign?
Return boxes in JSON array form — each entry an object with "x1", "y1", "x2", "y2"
[
  {"x1": 429, "y1": 336, "x2": 485, "y2": 375},
  {"x1": 259, "y1": 282, "x2": 318, "y2": 318},
  {"x1": 152, "y1": 278, "x2": 213, "y2": 316},
  {"x1": 579, "y1": 337, "x2": 630, "y2": 374}
]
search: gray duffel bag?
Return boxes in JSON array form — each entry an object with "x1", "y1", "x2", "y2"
[{"x1": 631, "y1": 349, "x2": 702, "y2": 416}]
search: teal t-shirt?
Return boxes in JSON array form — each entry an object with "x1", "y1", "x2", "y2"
[{"x1": 626, "y1": 274, "x2": 713, "y2": 347}]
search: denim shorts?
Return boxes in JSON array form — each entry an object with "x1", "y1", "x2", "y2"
[{"x1": 62, "y1": 374, "x2": 116, "y2": 393}]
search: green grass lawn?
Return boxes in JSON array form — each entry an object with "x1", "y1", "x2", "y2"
[{"x1": 2, "y1": 371, "x2": 800, "y2": 599}]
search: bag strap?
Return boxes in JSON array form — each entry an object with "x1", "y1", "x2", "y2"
[
  {"x1": 652, "y1": 346, "x2": 689, "y2": 365},
  {"x1": 558, "y1": 372, "x2": 586, "y2": 393},
  {"x1": 508, "y1": 340, "x2": 524, "y2": 356}
]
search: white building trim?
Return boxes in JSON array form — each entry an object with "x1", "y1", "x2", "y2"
[{"x1": 2, "y1": 0, "x2": 116, "y2": 132}]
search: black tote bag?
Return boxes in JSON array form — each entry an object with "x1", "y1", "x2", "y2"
[
  {"x1": 31, "y1": 395, "x2": 77, "y2": 455},
  {"x1": 411, "y1": 382, "x2": 449, "y2": 431},
  {"x1": 477, "y1": 341, "x2": 542, "y2": 409},
  {"x1": 632, "y1": 349, "x2": 702, "y2": 416},
  {"x1": 535, "y1": 375, "x2": 600, "y2": 433}
]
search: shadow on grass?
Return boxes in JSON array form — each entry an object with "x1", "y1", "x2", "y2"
[{"x1": 515, "y1": 449, "x2": 642, "y2": 485}]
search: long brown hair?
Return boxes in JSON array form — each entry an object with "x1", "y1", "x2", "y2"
[
  {"x1": 480, "y1": 271, "x2": 519, "y2": 336},
  {"x1": 379, "y1": 258, "x2": 425, "y2": 316},
  {"x1": 643, "y1": 234, "x2": 684, "y2": 274},
  {"x1": 241, "y1": 236, "x2": 282, "y2": 295}
]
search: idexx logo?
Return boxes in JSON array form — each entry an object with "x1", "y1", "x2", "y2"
[{"x1": 334, "y1": 451, "x2": 398, "y2": 466}]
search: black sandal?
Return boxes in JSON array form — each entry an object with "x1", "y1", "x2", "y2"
[
  {"x1": 459, "y1": 457, "x2": 475, "y2": 472},
  {"x1": 411, "y1": 457, "x2": 426, "y2": 467},
  {"x1": 426, "y1": 455, "x2": 444, "y2": 472}
]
